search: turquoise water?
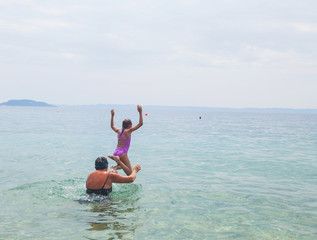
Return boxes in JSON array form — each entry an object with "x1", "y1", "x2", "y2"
[{"x1": 0, "y1": 106, "x2": 316, "y2": 239}]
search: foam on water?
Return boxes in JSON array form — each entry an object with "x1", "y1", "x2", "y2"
[{"x1": 0, "y1": 178, "x2": 143, "y2": 239}]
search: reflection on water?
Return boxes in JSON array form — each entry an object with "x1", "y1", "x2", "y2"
[{"x1": 80, "y1": 183, "x2": 143, "y2": 238}]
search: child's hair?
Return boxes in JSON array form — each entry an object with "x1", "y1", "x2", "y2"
[
  {"x1": 120, "y1": 119, "x2": 132, "y2": 136},
  {"x1": 122, "y1": 119, "x2": 132, "y2": 129}
]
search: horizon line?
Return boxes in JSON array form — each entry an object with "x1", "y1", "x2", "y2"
[
  {"x1": 58, "y1": 103, "x2": 317, "y2": 110},
  {"x1": 1, "y1": 99, "x2": 317, "y2": 111}
]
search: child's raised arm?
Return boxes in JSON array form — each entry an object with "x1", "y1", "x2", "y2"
[
  {"x1": 110, "y1": 109, "x2": 120, "y2": 133},
  {"x1": 130, "y1": 105, "x2": 143, "y2": 132}
]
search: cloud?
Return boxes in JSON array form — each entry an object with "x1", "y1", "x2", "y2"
[
  {"x1": 26, "y1": 19, "x2": 73, "y2": 30},
  {"x1": 0, "y1": 18, "x2": 74, "y2": 33},
  {"x1": 168, "y1": 45, "x2": 240, "y2": 67},
  {"x1": 35, "y1": 6, "x2": 66, "y2": 16},
  {"x1": 0, "y1": 0, "x2": 316, "y2": 108},
  {"x1": 59, "y1": 53, "x2": 83, "y2": 61},
  {"x1": 166, "y1": 41, "x2": 317, "y2": 77},
  {"x1": 290, "y1": 23, "x2": 317, "y2": 33},
  {"x1": 0, "y1": 0, "x2": 34, "y2": 5},
  {"x1": 243, "y1": 45, "x2": 290, "y2": 65}
]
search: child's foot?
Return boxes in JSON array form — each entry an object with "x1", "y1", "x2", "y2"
[
  {"x1": 107, "y1": 155, "x2": 120, "y2": 164},
  {"x1": 110, "y1": 165, "x2": 118, "y2": 173},
  {"x1": 111, "y1": 165, "x2": 118, "y2": 170}
]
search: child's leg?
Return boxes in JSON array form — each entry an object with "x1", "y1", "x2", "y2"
[
  {"x1": 119, "y1": 154, "x2": 132, "y2": 175},
  {"x1": 108, "y1": 155, "x2": 132, "y2": 176}
]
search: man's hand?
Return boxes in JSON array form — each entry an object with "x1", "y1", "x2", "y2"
[
  {"x1": 133, "y1": 164, "x2": 141, "y2": 172},
  {"x1": 111, "y1": 109, "x2": 115, "y2": 116}
]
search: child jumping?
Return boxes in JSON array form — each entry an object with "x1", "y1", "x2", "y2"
[{"x1": 107, "y1": 105, "x2": 143, "y2": 176}]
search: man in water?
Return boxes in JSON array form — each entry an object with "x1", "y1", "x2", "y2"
[{"x1": 86, "y1": 156, "x2": 141, "y2": 195}]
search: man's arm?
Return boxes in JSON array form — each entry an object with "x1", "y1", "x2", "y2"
[
  {"x1": 110, "y1": 164, "x2": 141, "y2": 183},
  {"x1": 130, "y1": 105, "x2": 143, "y2": 132},
  {"x1": 110, "y1": 109, "x2": 120, "y2": 133}
]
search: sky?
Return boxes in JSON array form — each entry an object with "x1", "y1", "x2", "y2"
[{"x1": 0, "y1": 0, "x2": 316, "y2": 108}]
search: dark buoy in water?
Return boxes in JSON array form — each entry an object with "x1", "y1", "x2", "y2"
[{"x1": 199, "y1": 117, "x2": 201, "y2": 119}]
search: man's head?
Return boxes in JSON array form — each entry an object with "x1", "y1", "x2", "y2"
[{"x1": 95, "y1": 157, "x2": 108, "y2": 170}]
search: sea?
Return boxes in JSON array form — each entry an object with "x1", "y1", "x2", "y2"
[{"x1": 0, "y1": 105, "x2": 316, "y2": 240}]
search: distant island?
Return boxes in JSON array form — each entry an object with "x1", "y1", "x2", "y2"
[{"x1": 0, "y1": 99, "x2": 55, "y2": 107}]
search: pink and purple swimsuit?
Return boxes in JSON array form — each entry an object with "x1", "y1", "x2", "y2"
[{"x1": 113, "y1": 130, "x2": 131, "y2": 156}]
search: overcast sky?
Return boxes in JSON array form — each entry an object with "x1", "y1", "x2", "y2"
[{"x1": 0, "y1": 0, "x2": 316, "y2": 108}]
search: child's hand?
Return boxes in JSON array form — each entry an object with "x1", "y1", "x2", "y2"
[
  {"x1": 137, "y1": 105, "x2": 142, "y2": 113},
  {"x1": 111, "y1": 109, "x2": 115, "y2": 116}
]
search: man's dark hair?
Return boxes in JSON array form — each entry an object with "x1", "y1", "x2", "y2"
[{"x1": 95, "y1": 157, "x2": 108, "y2": 170}]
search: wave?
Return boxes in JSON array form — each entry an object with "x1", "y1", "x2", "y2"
[{"x1": 3, "y1": 178, "x2": 142, "y2": 204}]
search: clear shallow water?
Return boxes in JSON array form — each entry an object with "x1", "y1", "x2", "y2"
[{"x1": 0, "y1": 106, "x2": 316, "y2": 239}]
